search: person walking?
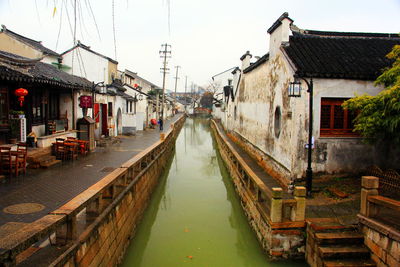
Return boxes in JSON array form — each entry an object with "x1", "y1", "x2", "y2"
[{"x1": 159, "y1": 117, "x2": 163, "y2": 131}]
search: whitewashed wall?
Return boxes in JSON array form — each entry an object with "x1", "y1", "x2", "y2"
[{"x1": 63, "y1": 48, "x2": 109, "y2": 83}]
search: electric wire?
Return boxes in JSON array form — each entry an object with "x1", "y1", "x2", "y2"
[
  {"x1": 55, "y1": 1, "x2": 64, "y2": 50},
  {"x1": 34, "y1": 0, "x2": 42, "y2": 26},
  {"x1": 84, "y1": 0, "x2": 101, "y2": 41},
  {"x1": 112, "y1": 0, "x2": 117, "y2": 60}
]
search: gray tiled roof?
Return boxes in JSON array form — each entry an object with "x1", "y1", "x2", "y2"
[
  {"x1": 1, "y1": 25, "x2": 60, "y2": 57},
  {"x1": 283, "y1": 31, "x2": 400, "y2": 80},
  {"x1": 0, "y1": 50, "x2": 91, "y2": 89}
]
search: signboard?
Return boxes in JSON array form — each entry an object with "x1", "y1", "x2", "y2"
[{"x1": 79, "y1": 95, "x2": 92, "y2": 108}]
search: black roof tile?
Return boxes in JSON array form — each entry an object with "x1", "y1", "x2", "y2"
[
  {"x1": 284, "y1": 32, "x2": 400, "y2": 80},
  {"x1": 0, "y1": 50, "x2": 91, "y2": 89},
  {"x1": 1, "y1": 25, "x2": 60, "y2": 57}
]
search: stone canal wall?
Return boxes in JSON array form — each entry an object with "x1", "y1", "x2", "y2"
[
  {"x1": 211, "y1": 119, "x2": 306, "y2": 259},
  {"x1": 358, "y1": 176, "x2": 400, "y2": 267},
  {"x1": 0, "y1": 115, "x2": 185, "y2": 267}
]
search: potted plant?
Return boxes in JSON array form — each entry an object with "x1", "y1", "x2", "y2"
[{"x1": 9, "y1": 110, "x2": 25, "y2": 119}]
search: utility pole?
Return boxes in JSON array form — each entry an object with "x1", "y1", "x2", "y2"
[
  {"x1": 159, "y1": 43, "x2": 171, "y2": 121},
  {"x1": 173, "y1": 65, "x2": 180, "y2": 108},
  {"x1": 184, "y1": 76, "x2": 188, "y2": 113}
]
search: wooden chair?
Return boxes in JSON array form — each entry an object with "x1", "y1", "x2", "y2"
[
  {"x1": 54, "y1": 139, "x2": 67, "y2": 160},
  {"x1": 64, "y1": 141, "x2": 78, "y2": 161},
  {"x1": 15, "y1": 143, "x2": 27, "y2": 176},
  {"x1": 0, "y1": 147, "x2": 11, "y2": 175}
]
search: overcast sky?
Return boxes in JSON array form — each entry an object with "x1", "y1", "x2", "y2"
[{"x1": 1, "y1": 0, "x2": 399, "y2": 91}]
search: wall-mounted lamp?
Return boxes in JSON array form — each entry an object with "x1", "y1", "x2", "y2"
[{"x1": 288, "y1": 79, "x2": 301, "y2": 97}]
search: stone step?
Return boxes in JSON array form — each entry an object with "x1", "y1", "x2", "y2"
[
  {"x1": 308, "y1": 220, "x2": 357, "y2": 233},
  {"x1": 315, "y1": 232, "x2": 364, "y2": 245},
  {"x1": 319, "y1": 246, "x2": 370, "y2": 259},
  {"x1": 40, "y1": 159, "x2": 61, "y2": 168},
  {"x1": 323, "y1": 259, "x2": 376, "y2": 267}
]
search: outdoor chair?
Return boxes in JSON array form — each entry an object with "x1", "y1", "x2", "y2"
[
  {"x1": 64, "y1": 141, "x2": 78, "y2": 161},
  {"x1": 15, "y1": 143, "x2": 27, "y2": 176},
  {"x1": 0, "y1": 147, "x2": 12, "y2": 175},
  {"x1": 54, "y1": 140, "x2": 67, "y2": 160}
]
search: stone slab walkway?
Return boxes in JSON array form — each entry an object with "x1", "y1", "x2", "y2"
[{"x1": 0, "y1": 114, "x2": 183, "y2": 237}]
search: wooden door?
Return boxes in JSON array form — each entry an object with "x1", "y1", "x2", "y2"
[{"x1": 101, "y1": 104, "x2": 108, "y2": 136}]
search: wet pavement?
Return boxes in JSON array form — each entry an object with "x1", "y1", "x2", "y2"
[{"x1": 0, "y1": 114, "x2": 183, "y2": 236}]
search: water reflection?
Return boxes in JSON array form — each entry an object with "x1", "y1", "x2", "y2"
[{"x1": 121, "y1": 118, "x2": 306, "y2": 267}]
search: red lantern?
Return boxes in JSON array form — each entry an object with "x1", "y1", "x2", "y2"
[
  {"x1": 15, "y1": 88, "x2": 28, "y2": 107},
  {"x1": 134, "y1": 83, "x2": 139, "y2": 88}
]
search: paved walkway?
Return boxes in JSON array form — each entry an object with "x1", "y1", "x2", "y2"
[{"x1": 0, "y1": 114, "x2": 183, "y2": 237}]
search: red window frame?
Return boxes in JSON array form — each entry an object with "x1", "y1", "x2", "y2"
[{"x1": 320, "y1": 98, "x2": 358, "y2": 137}]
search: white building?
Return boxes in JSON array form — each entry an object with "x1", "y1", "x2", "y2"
[
  {"x1": 223, "y1": 13, "x2": 400, "y2": 186},
  {"x1": 61, "y1": 42, "x2": 119, "y2": 138}
]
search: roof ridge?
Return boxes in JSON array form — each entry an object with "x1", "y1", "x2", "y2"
[
  {"x1": 1, "y1": 25, "x2": 60, "y2": 56},
  {"x1": 299, "y1": 29, "x2": 400, "y2": 39},
  {"x1": 62, "y1": 41, "x2": 118, "y2": 64}
]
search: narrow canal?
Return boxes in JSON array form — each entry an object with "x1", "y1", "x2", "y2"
[{"x1": 121, "y1": 118, "x2": 306, "y2": 267}]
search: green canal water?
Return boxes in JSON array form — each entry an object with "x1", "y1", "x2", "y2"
[{"x1": 121, "y1": 118, "x2": 307, "y2": 267}]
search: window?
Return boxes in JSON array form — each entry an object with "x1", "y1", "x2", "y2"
[
  {"x1": 274, "y1": 106, "x2": 281, "y2": 138},
  {"x1": 108, "y1": 102, "x2": 113, "y2": 116},
  {"x1": 126, "y1": 100, "x2": 129, "y2": 113},
  {"x1": 320, "y1": 98, "x2": 358, "y2": 137}
]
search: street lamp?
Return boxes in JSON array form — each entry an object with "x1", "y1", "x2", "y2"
[{"x1": 288, "y1": 76, "x2": 314, "y2": 197}]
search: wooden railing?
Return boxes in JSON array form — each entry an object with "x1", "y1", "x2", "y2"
[
  {"x1": 0, "y1": 115, "x2": 186, "y2": 266},
  {"x1": 210, "y1": 119, "x2": 306, "y2": 225}
]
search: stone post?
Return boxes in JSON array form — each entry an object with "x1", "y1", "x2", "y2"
[
  {"x1": 160, "y1": 133, "x2": 166, "y2": 141},
  {"x1": 360, "y1": 176, "x2": 379, "y2": 217},
  {"x1": 271, "y1": 187, "x2": 283, "y2": 223},
  {"x1": 291, "y1": 186, "x2": 306, "y2": 221},
  {"x1": 56, "y1": 215, "x2": 77, "y2": 244}
]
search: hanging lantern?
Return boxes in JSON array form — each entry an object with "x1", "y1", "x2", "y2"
[
  {"x1": 15, "y1": 88, "x2": 28, "y2": 107},
  {"x1": 134, "y1": 83, "x2": 139, "y2": 88}
]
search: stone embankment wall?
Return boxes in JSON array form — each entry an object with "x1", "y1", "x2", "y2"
[
  {"x1": 0, "y1": 115, "x2": 186, "y2": 267},
  {"x1": 359, "y1": 176, "x2": 400, "y2": 267},
  {"x1": 211, "y1": 119, "x2": 306, "y2": 259}
]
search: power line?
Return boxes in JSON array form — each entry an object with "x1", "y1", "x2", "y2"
[
  {"x1": 112, "y1": 0, "x2": 117, "y2": 60},
  {"x1": 85, "y1": 0, "x2": 101, "y2": 41}
]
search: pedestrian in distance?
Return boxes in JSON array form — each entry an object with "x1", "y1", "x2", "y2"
[{"x1": 159, "y1": 118, "x2": 163, "y2": 131}]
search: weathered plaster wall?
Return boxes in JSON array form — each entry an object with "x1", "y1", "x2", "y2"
[
  {"x1": 229, "y1": 53, "x2": 295, "y2": 185},
  {"x1": 0, "y1": 33, "x2": 42, "y2": 59},
  {"x1": 294, "y1": 78, "x2": 382, "y2": 176},
  {"x1": 63, "y1": 47, "x2": 109, "y2": 83},
  {"x1": 0, "y1": 33, "x2": 58, "y2": 64},
  {"x1": 227, "y1": 46, "x2": 384, "y2": 184}
]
